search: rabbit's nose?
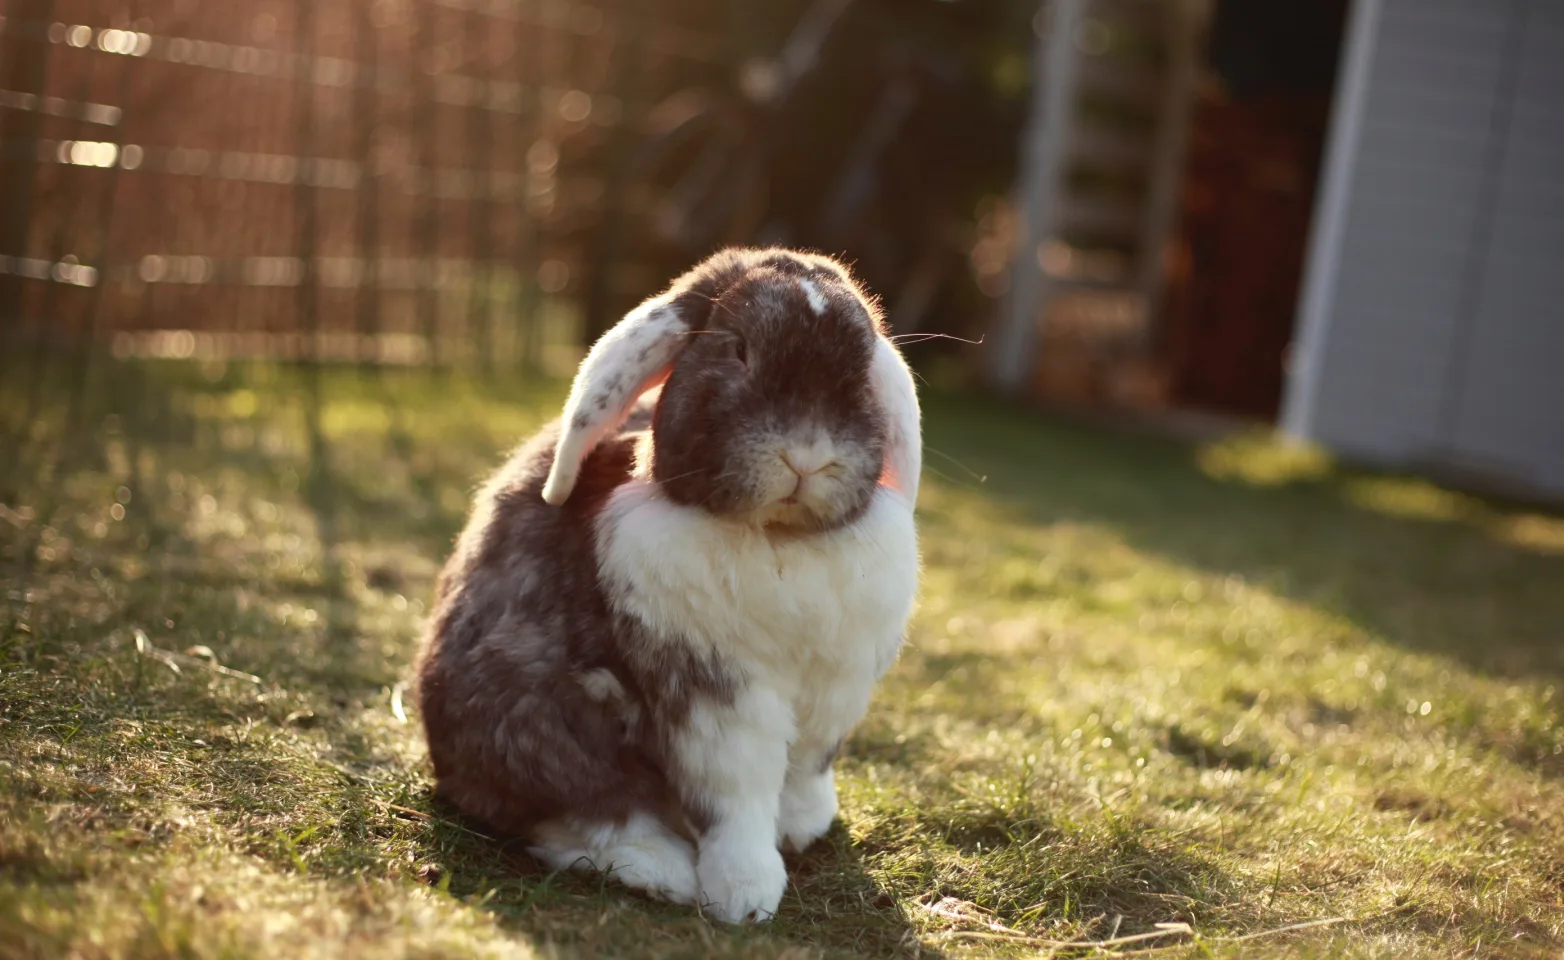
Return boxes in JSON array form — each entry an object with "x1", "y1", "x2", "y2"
[{"x1": 781, "y1": 447, "x2": 831, "y2": 477}]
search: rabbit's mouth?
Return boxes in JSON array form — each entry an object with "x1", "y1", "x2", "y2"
[{"x1": 754, "y1": 486, "x2": 860, "y2": 534}]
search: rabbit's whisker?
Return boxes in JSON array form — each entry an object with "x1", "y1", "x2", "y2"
[
  {"x1": 925, "y1": 445, "x2": 987, "y2": 486},
  {"x1": 887, "y1": 332, "x2": 985, "y2": 346},
  {"x1": 694, "y1": 472, "x2": 745, "y2": 509},
  {"x1": 653, "y1": 467, "x2": 710, "y2": 485}
]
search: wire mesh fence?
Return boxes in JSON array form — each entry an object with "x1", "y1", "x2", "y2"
[
  {"x1": 1, "y1": 0, "x2": 1029, "y2": 366},
  {"x1": 0, "y1": 0, "x2": 744, "y2": 375}
]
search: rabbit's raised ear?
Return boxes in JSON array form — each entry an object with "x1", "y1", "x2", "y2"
[
  {"x1": 541, "y1": 294, "x2": 688, "y2": 506},
  {"x1": 871, "y1": 333, "x2": 922, "y2": 506}
]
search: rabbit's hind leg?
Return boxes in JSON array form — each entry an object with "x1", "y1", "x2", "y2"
[{"x1": 528, "y1": 811, "x2": 699, "y2": 905}]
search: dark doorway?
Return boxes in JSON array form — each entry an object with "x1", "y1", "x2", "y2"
[{"x1": 1158, "y1": 0, "x2": 1350, "y2": 421}]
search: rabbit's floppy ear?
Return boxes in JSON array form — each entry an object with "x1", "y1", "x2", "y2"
[
  {"x1": 870, "y1": 333, "x2": 922, "y2": 505},
  {"x1": 541, "y1": 294, "x2": 688, "y2": 506}
]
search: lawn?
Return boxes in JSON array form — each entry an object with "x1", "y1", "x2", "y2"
[{"x1": 2, "y1": 356, "x2": 1561, "y2": 959}]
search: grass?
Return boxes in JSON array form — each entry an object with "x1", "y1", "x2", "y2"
[{"x1": 2, "y1": 354, "x2": 1562, "y2": 959}]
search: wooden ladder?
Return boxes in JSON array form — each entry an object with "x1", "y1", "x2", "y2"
[{"x1": 988, "y1": 0, "x2": 1209, "y2": 402}]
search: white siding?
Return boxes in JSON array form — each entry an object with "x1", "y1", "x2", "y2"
[
  {"x1": 1285, "y1": 0, "x2": 1564, "y2": 498},
  {"x1": 1443, "y1": 3, "x2": 1564, "y2": 492}
]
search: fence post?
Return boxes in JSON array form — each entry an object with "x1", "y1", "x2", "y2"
[
  {"x1": 1137, "y1": 0, "x2": 1208, "y2": 351},
  {"x1": 354, "y1": 0, "x2": 382, "y2": 362},
  {"x1": 465, "y1": 3, "x2": 496, "y2": 373},
  {"x1": 580, "y1": 5, "x2": 647, "y2": 346},
  {"x1": 295, "y1": 0, "x2": 320, "y2": 349},
  {"x1": 0, "y1": 0, "x2": 56, "y2": 333},
  {"x1": 513, "y1": 4, "x2": 543, "y2": 372},
  {"x1": 415, "y1": 0, "x2": 442, "y2": 366},
  {"x1": 987, "y1": 0, "x2": 1085, "y2": 396}
]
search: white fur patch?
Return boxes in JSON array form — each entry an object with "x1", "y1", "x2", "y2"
[
  {"x1": 596, "y1": 482, "x2": 918, "y2": 920},
  {"x1": 678, "y1": 687, "x2": 791, "y2": 922},
  {"x1": 799, "y1": 278, "x2": 828, "y2": 316},
  {"x1": 528, "y1": 812, "x2": 698, "y2": 904},
  {"x1": 869, "y1": 335, "x2": 922, "y2": 505},
  {"x1": 576, "y1": 668, "x2": 625, "y2": 702},
  {"x1": 596, "y1": 484, "x2": 918, "y2": 710},
  {"x1": 778, "y1": 766, "x2": 837, "y2": 852}
]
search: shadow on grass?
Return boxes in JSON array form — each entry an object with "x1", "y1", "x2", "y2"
[
  {"x1": 921, "y1": 390, "x2": 1564, "y2": 683},
  {"x1": 402, "y1": 808, "x2": 943, "y2": 959}
]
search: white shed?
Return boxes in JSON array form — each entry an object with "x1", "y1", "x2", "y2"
[{"x1": 1282, "y1": 0, "x2": 1564, "y2": 499}]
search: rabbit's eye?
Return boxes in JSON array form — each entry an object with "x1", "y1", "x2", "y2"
[{"x1": 731, "y1": 337, "x2": 749, "y2": 369}]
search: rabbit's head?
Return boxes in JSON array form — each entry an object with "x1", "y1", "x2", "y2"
[{"x1": 542, "y1": 248, "x2": 921, "y2": 532}]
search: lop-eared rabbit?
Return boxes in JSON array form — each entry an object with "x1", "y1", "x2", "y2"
[{"x1": 415, "y1": 248, "x2": 921, "y2": 922}]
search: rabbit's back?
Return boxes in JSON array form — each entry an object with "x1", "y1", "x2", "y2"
[{"x1": 414, "y1": 406, "x2": 716, "y2": 836}]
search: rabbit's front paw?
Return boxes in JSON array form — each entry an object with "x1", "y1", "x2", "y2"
[
  {"x1": 779, "y1": 769, "x2": 837, "y2": 853},
  {"x1": 697, "y1": 835, "x2": 786, "y2": 923}
]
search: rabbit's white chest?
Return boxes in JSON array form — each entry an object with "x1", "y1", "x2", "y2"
[{"x1": 595, "y1": 482, "x2": 919, "y2": 708}]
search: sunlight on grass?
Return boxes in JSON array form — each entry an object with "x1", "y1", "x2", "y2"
[
  {"x1": 1343, "y1": 476, "x2": 1478, "y2": 523},
  {"x1": 1195, "y1": 431, "x2": 1333, "y2": 488},
  {"x1": 3, "y1": 360, "x2": 1562, "y2": 959},
  {"x1": 1497, "y1": 513, "x2": 1564, "y2": 556}
]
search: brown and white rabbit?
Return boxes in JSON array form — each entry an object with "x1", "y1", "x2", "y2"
[{"x1": 414, "y1": 247, "x2": 921, "y2": 923}]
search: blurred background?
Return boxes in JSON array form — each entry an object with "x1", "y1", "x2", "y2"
[
  {"x1": 1, "y1": 0, "x2": 1559, "y2": 494},
  {"x1": 3, "y1": 5, "x2": 1563, "y2": 952}
]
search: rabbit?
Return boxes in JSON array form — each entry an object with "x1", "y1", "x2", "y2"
[{"x1": 414, "y1": 247, "x2": 921, "y2": 923}]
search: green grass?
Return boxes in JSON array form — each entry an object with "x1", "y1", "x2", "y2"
[{"x1": 2, "y1": 356, "x2": 1562, "y2": 959}]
